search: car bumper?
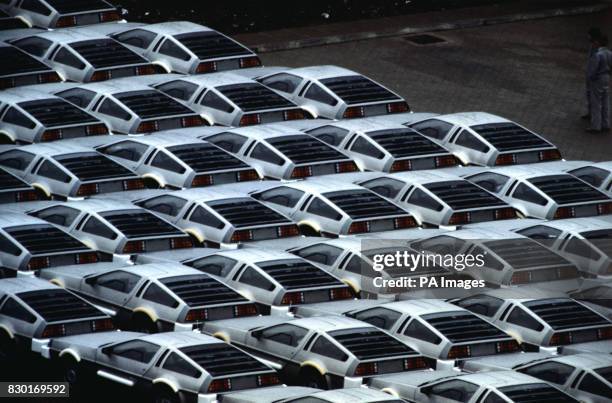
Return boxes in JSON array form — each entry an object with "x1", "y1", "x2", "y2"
[
  {"x1": 197, "y1": 393, "x2": 217, "y2": 403},
  {"x1": 31, "y1": 338, "x2": 51, "y2": 359},
  {"x1": 173, "y1": 322, "x2": 195, "y2": 332}
]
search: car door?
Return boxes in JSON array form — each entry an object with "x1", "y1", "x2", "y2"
[
  {"x1": 146, "y1": 149, "x2": 188, "y2": 188},
  {"x1": 96, "y1": 340, "x2": 162, "y2": 381},
  {"x1": 448, "y1": 129, "x2": 490, "y2": 166}
]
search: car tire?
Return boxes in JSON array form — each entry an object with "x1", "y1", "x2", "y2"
[
  {"x1": 0, "y1": 134, "x2": 13, "y2": 144},
  {"x1": 0, "y1": 331, "x2": 16, "y2": 361},
  {"x1": 132, "y1": 313, "x2": 159, "y2": 334},
  {"x1": 61, "y1": 357, "x2": 81, "y2": 386},
  {"x1": 298, "y1": 224, "x2": 320, "y2": 237},
  {"x1": 143, "y1": 177, "x2": 162, "y2": 189},
  {"x1": 152, "y1": 386, "x2": 181, "y2": 403},
  {"x1": 299, "y1": 367, "x2": 328, "y2": 390}
]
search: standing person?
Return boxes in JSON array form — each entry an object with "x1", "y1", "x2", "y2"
[
  {"x1": 584, "y1": 28, "x2": 602, "y2": 121},
  {"x1": 587, "y1": 32, "x2": 611, "y2": 133}
]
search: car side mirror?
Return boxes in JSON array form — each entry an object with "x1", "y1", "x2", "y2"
[
  {"x1": 85, "y1": 276, "x2": 98, "y2": 286},
  {"x1": 251, "y1": 329, "x2": 263, "y2": 339}
]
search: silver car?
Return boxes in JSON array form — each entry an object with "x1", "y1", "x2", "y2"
[
  {"x1": 250, "y1": 178, "x2": 418, "y2": 236},
  {"x1": 29, "y1": 199, "x2": 194, "y2": 254},
  {"x1": 0, "y1": 212, "x2": 111, "y2": 273},
  {"x1": 303, "y1": 119, "x2": 458, "y2": 172},
  {"x1": 0, "y1": 167, "x2": 46, "y2": 203},
  {"x1": 0, "y1": 277, "x2": 113, "y2": 359},
  {"x1": 0, "y1": 142, "x2": 145, "y2": 198},
  {"x1": 357, "y1": 170, "x2": 518, "y2": 226},
  {"x1": 48, "y1": 331, "x2": 281, "y2": 403},
  {"x1": 465, "y1": 164, "x2": 612, "y2": 219},
  {"x1": 53, "y1": 80, "x2": 207, "y2": 134},
  {"x1": 154, "y1": 73, "x2": 313, "y2": 126},
  {"x1": 203, "y1": 124, "x2": 359, "y2": 180},
  {"x1": 1, "y1": 0, "x2": 122, "y2": 28},
  {"x1": 39, "y1": 261, "x2": 261, "y2": 333},
  {"x1": 111, "y1": 21, "x2": 261, "y2": 74},
  {"x1": 407, "y1": 111, "x2": 562, "y2": 166},
  {"x1": 0, "y1": 44, "x2": 61, "y2": 90},
  {"x1": 256, "y1": 65, "x2": 409, "y2": 119},
  {"x1": 203, "y1": 315, "x2": 430, "y2": 389},
  {"x1": 0, "y1": 88, "x2": 109, "y2": 143},
  {"x1": 95, "y1": 131, "x2": 260, "y2": 189},
  {"x1": 222, "y1": 385, "x2": 405, "y2": 403},
  {"x1": 565, "y1": 161, "x2": 612, "y2": 197}
]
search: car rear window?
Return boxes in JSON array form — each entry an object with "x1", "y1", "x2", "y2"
[
  {"x1": 330, "y1": 328, "x2": 415, "y2": 359},
  {"x1": 55, "y1": 153, "x2": 134, "y2": 181},
  {"x1": 217, "y1": 83, "x2": 295, "y2": 112},
  {"x1": 498, "y1": 383, "x2": 577, "y2": 403},
  {"x1": 160, "y1": 274, "x2": 247, "y2": 306},
  {"x1": 470, "y1": 123, "x2": 553, "y2": 151},
  {"x1": 70, "y1": 39, "x2": 147, "y2": 68},
  {"x1": 207, "y1": 198, "x2": 290, "y2": 228},
  {"x1": 523, "y1": 299, "x2": 609, "y2": 330},
  {"x1": 266, "y1": 135, "x2": 347, "y2": 164},
  {"x1": 320, "y1": 75, "x2": 400, "y2": 105},
  {"x1": 99, "y1": 210, "x2": 184, "y2": 238},
  {"x1": 180, "y1": 343, "x2": 271, "y2": 376},
  {"x1": 324, "y1": 190, "x2": 407, "y2": 219},
  {"x1": 529, "y1": 175, "x2": 609, "y2": 204},
  {"x1": 174, "y1": 31, "x2": 252, "y2": 60},
  {"x1": 114, "y1": 90, "x2": 195, "y2": 118},
  {"x1": 45, "y1": 0, "x2": 113, "y2": 13},
  {"x1": 5, "y1": 224, "x2": 87, "y2": 254},
  {"x1": 424, "y1": 181, "x2": 506, "y2": 210},
  {"x1": 256, "y1": 259, "x2": 343, "y2": 290},
  {"x1": 18, "y1": 98, "x2": 97, "y2": 127},
  {"x1": 421, "y1": 311, "x2": 508, "y2": 342},
  {"x1": 367, "y1": 128, "x2": 447, "y2": 158},
  {"x1": 17, "y1": 289, "x2": 102, "y2": 322}
]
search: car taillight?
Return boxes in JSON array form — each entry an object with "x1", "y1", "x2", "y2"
[
  {"x1": 448, "y1": 212, "x2": 471, "y2": 225},
  {"x1": 495, "y1": 154, "x2": 516, "y2": 166},
  {"x1": 237, "y1": 169, "x2": 259, "y2": 182},
  {"x1": 170, "y1": 237, "x2": 193, "y2": 249},
  {"x1": 42, "y1": 324, "x2": 65, "y2": 338},
  {"x1": 99, "y1": 10, "x2": 121, "y2": 22},
  {"x1": 181, "y1": 116, "x2": 205, "y2": 128},
  {"x1": 390, "y1": 159, "x2": 412, "y2": 172},
  {"x1": 291, "y1": 166, "x2": 313, "y2": 179},
  {"x1": 387, "y1": 102, "x2": 409, "y2": 114},
  {"x1": 354, "y1": 362, "x2": 378, "y2": 376},
  {"x1": 86, "y1": 124, "x2": 109, "y2": 136},
  {"x1": 496, "y1": 340, "x2": 520, "y2": 353},
  {"x1": 239, "y1": 114, "x2": 261, "y2": 126},
  {"x1": 343, "y1": 106, "x2": 365, "y2": 119},
  {"x1": 283, "y1": 109, "x2": 306, "y2": 121},
  {"x1": 239, "y1": 56, "x2": 262, "y2": 68},
  {"x1": 329, "y1": 287, "x2": 353, "y2": 301},
  {"x1": 394, "y1": 216, "x2": 416, "y2": 229},
  {"x1": 494, "y1": 208, "x2": 517, "y2": 220},
  {"x1": 435, "y1": 155, "x2": 459, "y2": 167},
  {"x1": 41, "y1": 129, "x2": 62, "y2": 141},
  {"x1": 16, "y1": 190, "x2": 40, "y2": 202},
  {"x1": 447, "y1": 345, "x2": 471, "y2": 359},
  {"x1": 558, "y1": 266, "x2": 579, "y2": 279},
  {"x1": 76, "y1": 183, "x2": 99, "y2": 196},
  {"x1": 191, "y1": 175, "x2": 214, "y2": 187},
  {"x1": 280, "y1": 291, "x2": 304, "y2": 305},
  {"x1": 55, "y1": 16, "x2": 76, "y2": 27},
  {"x1": 135, "y1": 65, "x2": 157, "y2": 76},
  {"x1": 90, "y1": 70, "x2": 111, "y2": 82},
  {"x1": 92, "y1": 318, "x2": 114, "y2": 332},
  {"x1": 511, "y1": 271, "x2": 531, "y2": 284},
  {"x1": 234, "y1": 304, "x2": 258, "y2": 317},
  {"x1": 122, "y1": 179, "x2": 145, "y2": 191},
  {"x1": 185, "y1": 309, "x2": 207, "y2": 322},
  {"x1": 122, "y1": 241, "x2": 145, "y2": 254},
  {"x1": 554, "y1": 206, "x2": 575, "y2": 219},
  {"x1": 196, "y1": 61, "x2": 217, "y2": 73},
  {"x1": 597, "y1": 202, "x2": 612, "y2": 215},
  {"x1": 39, "y1": 72, "x2": 61, "y2": 84},
  {"x1": 207, "y1": 379, "x2": 232, "y2": 393},
  {"x1": 539, "y1": 149, "x2": 562, "y2": 161},
  {"x1": 137, "y1": 121, "x2": 160, "y2": 133},
  {"x1": 597, "y1": 326, "x2": 612, "y2": 340},
  {"x1": 348, "y1": 221, "x2": 370, "y2": 234},
  {"x1": 335, "y1": 161, "x2": 358, "y2": 173},
  {"x1": 230, "y1": 230, "x2": 253, "y2": 243},
  {"x1": 549, "y1": 332, "x2": 571, "y2": 346},
  {"x1": 277, "y1": 225, "x2": 299, "y2": 238},
  {"x1": 27, "y1": 256, "x2": 50, "y2": 271},
  {"x1": 256, "y1": 373, "x2": 280, "y2": 387},
  {"x1": 75, "y1": 252, "x2": 99, "y2": 265},
  {"x1": 404, "y1": 357, "x2": 429, "y2": 370}
]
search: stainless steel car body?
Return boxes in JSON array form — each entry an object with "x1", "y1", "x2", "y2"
[
  {"x1": 2, "y1": 0, "x2": 122, "y2": 28},
  {"x1": 222, "y1": 385, "x2": 404, "y2": 403},
  {"x1": 565, "y1": 161, "x2": 612, "y2": 197}
]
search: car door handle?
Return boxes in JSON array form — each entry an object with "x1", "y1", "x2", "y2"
[{"x1": 96, "y1": 370, "x2": 134, "y2": 387}]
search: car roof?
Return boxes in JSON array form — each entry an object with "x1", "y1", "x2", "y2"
[
  {"x1": 0, "y1": 212, "x2": 50, "y2": 228},
  {"x1": 57, "y1": 198, "x2": 142, "y2": 213},
  {"x1": 225, "y1": 123, "x2": 305, "y2": 140},
  {"x1": 167, "y1": 185, "x2": 257, "y2": 203},
  {"x1": 138, "y1": 21, "x2": 215, "y2": 36},
  {"x1": 116, "y1": 262, "x2": 203, "y2": 279},
  {"x1": 0, "y1": 276, "x2": 59, "y2": 294},
  {"x1": 77, "y1": 80, "x2": 158, "y2": 95},
  {"x1": 216, "y1": 248, "x2": 301, "y2": 263},
  {"x1": 532, "y1": 216, "x2": 612, "y2": 232},
  {"x1": 0, "y1": 87, "x2": 59, "y2": 103},
  {"x1": 457, "y1": 370, "x2": 548, "y2": 387},
  {"x1": 285, "y1": 177, "x2": 366, "y2": 194},
  {"x1": 15, "y1": 142, "x2": 99, "y2": 157},
  {"x1": 102, "y1": 131, "x2": 206, "y2": 149},
  {"x1": 435, "y1": 228, "x2": 522, "y2": 240},
  {"x1": 381, "y1": 300, "x2": 467, "y2": 316},
  {"x1": 173, "y1": 72, "x2": 255, "y2": 88},
  {"x1": 432, "y1": 112, "x2": 511, "y2": 127},
  {"x1": 470, "y1": 287, "x2": 568, "y2": 301},
  {"x1": 482, "y1": 164, "x2": 571, "y2": 180},
  {"x1": 138, "y1": 331, "x2": 222, "y2": 348},
  {"x1": 320, "y1": 117, "x2": 406, "y2": 132},
  {"x1": 311, "y1": 388, "x2": 401, "y2": 402},
  {"x1": 387, "y1": 170, "x2": 465, "y2": 185},
  {"x1": 292, "y1": 315, "x2": 378, "y2": 332},
  {"x1": 553, "y1": 353, "x2": 612, "y2": 370},
  {"x1": 285, "y1": 65, "x2": 360, "y2": 80}
]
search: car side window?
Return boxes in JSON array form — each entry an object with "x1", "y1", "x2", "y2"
[
  {"x1": 408, "y1": 188, "x2": 443, "y2": 211},
  {"x1": 410, "y1": 119, "x2": 454, "y2": 140},
  {"x1": 569, "y1": 166, "x2": 609, "y2": 187},
  {"x1": 250, "y1": 143, "x2": 285, "y2": 166},
  {"x1": 304, "y1": 83, "x2": 338, "y2": 106},
  {"x1": 564, "y1": 237, "x2": 601, "y2": 260},
  {"x1": 306, "y1": 126, "x2": 350, "y2": 146},
  {"x1": 187, "y1": 255, "x2": 237, "y2": 277},
  {"x1": 350, "y1": 136, "x2": 384, "y2": 159},
  {"x1": 512, "y1": 183, "x2": 548, "y2": 206},
  {"x1": 482, "y1": 391, "x2": 506, "y2": 403},
  {"x1": 189, "y1": 206, "x2": 225, "y2": 229},
  {"x1": 455, "y1": 295, "x2": 505, "y2": 317},
  {"x1": 0, "y1": 233, "x2": 22, "y2": 256},
  {"x1": 0, "y1": 298, "x2": 36, "y2": 323},
  {"x1": 260, "y1": 324, "x2": 308, "y2": 347},
  {"x1": 81, "y1": 216, "x2": 118, "y2": 240},
  {"x1": 200, "y1": 91, "x2": 234, "y2": 113},
  {"x1": 428, "y1": 379, "x2": 479, "y2": 402},
  {"x1": 19, "y1": 0, "x2": 51, "y2": 15},
  {"x1": 518, "y1": 361, "x2": 575, "y2": 385},
  {"x1": 139, "y1": 195, "x2": 187, "y2": 217},
  {"x1": 404, "y1": 319, "x2": 441, "y2": 344},
  {"x1": 0, "y1": 150, "x2": 35, "y2": 171},
  {"x1": 467, "y1": 172, "x2": 510, "y2": 194},
  {"x1": 142, "y1": 283, "x2": 179, "y2": 308},
  {"x1": 98, "y1": 98, "x2": 131, "y2": 121},
  {"x1": 292, "y1": 244, "x2": 343, "y2": 266},
  {"x1": 108, "y1": 340, "x2": 160, "y2": 363},
  {"x1": 54, "y1": 48, "x2": 86, "y2": 70},
  {"x1": 306, "y1": 197, "x2": 342, "y2": 221},
  {"x1": 505, "y1": 306, "x2": 544, "y2": 331},
  {"x1": 95, "y1": 270, "x2": 141, "y2": 294},
  {"x1": 454, "y1": 130, "x2": 490, "y2": 153},
  {"x1": 361, "y1": 178, "x2": 406, "y2": 199},
  {"x1": 32, "y1": 206, "x2": 80, "y2": 227},
  {"x1": 56, "y1": 88, "x2": 97, "y2": 108},
  {"x1": 516, "y1": 225, "x2": 562, "y2": 247},
  {"x1": 239, "y1": 267, "x2": 275, "y2": 291},
  {"x1": 310, "y1": 336, "x2": 348, "y2": 361},
  {"x1": 99, "y1": 141, "x2": 149, "y2": 162},
  {"x1": 11, "y1": 37, "x2": 53, "y2": 57},
  {"x1": 252, "y1": 186, "x2": 305, "y2": 208},
  {"x1": 206, "y1": 133, "x2": 248, "y2": 153},
  {"x1": 578, "y1": 373, "x2": 612, "y2": 399},
  {"x1": 260, "y1": 73, "x2": 303, "y2": 93},
  {"x1": 36, "y1": 160, "x2": 70, "y2": 183},
  {"x1": 158, "y1": 39, "x2": 190, "y2": 61},
  {"x1": 3, "y1": 107, "x2": 36, "y2": 129},
  {"x1": 162, "y1": 352, "x2": 201, "y2": 378},
  {"x1": 155, "y1": 81, "x2": 199, "y2": 101},
  {"x1": 113, "y1": 29, "x2": 157, "y2": 49},
  {"x1": 150, "y1": 151, "x2": 186, "y2": 174},
  {"x1": 352, "y1": 307, "x2": 402, "y2": 330}
]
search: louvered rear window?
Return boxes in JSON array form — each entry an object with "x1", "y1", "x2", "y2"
[
  {"x1": 114, "y1": 90, "x2": 195, "y2": 118},
  {"x1": 217, "y1": 83, "x2": 295, "y2": 112},
  {"x1": 499, "y1": 383, "x2": 578, "y2": 403},
  {"x1": 180, "y1": 343, "x2": 271, "y2": 376},
  {"x1": 0, "y1": 47, "x2": 52, "y2": 76},
  {"x1": 320, "y1": 75, "x2": 400, "y2": 105},
  {"x1": 18, "y1": 289, "x2": 103, "y2": 322},
  {"x1": 424, "y1": 181, "x2": 506, "y2": 210},
  {"x1": 18, "y1": 98, "x2": 97, "y2": 127},
  {"x1": 256, "y1": 259, "x2": 343, "y2": 290},
  {"x1": 471, "y1": 123, "x2": 553, "y2": 151},
  {"x1": 331, "y1": 328, "x2": 415, "y2": 359},
  {"x1": 168, "y1": 143, "x2": 248, "y2": 173},
  {"x1": 422, "y1": 311, "x2": 508, "y2": 342},
  {"x1": 266, "y1": 135, "x2": 348, "y2": 164},
  {"x1": 325, "y1": 190, "x2": 407, "y2": 219},
  {"x1": 174, "y1": 31, "x2": 252, "y2": 60},
  {"x1": 5, "y1": 224, "x2": 87, "y2": 254},
  {"x1": 45, "y1": 0, "x2": 113, "y2": 13},
  {"x1": 484, "y1": 239, "x2": 571, "y2": 269},
  {"x1": 529, "y1": 175, "x2": 609, "y2": 204},
  {"x1": 367, "y1": 129, "x2": 447, "y2": 158},
  {"x1": 99, "y1": 210, "x2": 183, "y2": 238},
  {"x1": 55, "y1": 152, "x2": 134, "y2": 181},
  {"x1": 71, "y1": 39, "x2": 147, "y2": 68},
  {"x1": 524, "y1": 299, "x2": 610, "y2": 330},
  {"x1": 160, "y1": 274, "x2": 247, "y2": 307},
  {"x1": 207, "y1": 198, "x2": 290, "y2": 228}
]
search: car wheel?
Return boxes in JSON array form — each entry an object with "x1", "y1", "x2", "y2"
[
  {"x1": 0, "y1": 331, "x2": 16, "y2": 361},
  {"x1": 299, "y1": 367, "x2": 328, "y2": 390},
  {"x1": 152, "y1": 386, "x2": 181, "y2": 403},
  {"x1": 132, "y1": 313, "x2": 159, "y2": 334},
  {"x1": 0, "y1": 134, "x2": 13, "y2": 144},
  {"x1": 143, "y1": 177, "x2": 161, "y2": 189},
  {"x1": 61, "y1": 357, "x2": 80, "y2": 386},
  {"x1": 298, "y1": 224, "x2": 320, "y2": 237}
]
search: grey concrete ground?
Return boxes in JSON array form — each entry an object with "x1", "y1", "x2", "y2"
[{"x1": 257, "y1": 9, "x2": 612, "y2": 161}]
